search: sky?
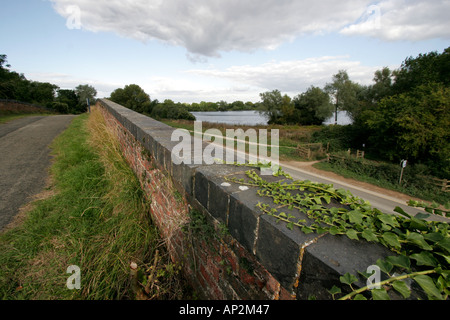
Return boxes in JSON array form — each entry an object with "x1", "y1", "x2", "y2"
[{"x1": 1, "y1": 0, "x2": 449, "y2": 103}]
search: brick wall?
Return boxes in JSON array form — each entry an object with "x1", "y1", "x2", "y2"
[{"x1": 97, "y1": 99, "x2": 392, "y2": 300}]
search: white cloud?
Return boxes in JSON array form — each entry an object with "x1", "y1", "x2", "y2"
[
  {"x1": 50, "y1": 0, "x2": 370, "y2": 57},
  {"x1": 50, "y1": 0, "x2": 450, "y2": 57},
  {"x1": 187, "y1": 56, "x2": 388, "y2": 96},
  {"x1": 340, "y1": 0, "x2": 450, "y2": 41},
  {"x1": 146, "y1": 76, "x2": 257, "y2": 103}
]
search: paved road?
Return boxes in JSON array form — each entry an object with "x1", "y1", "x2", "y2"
[{"x1": 0, "y1": 115, "x2": 76, "y2": 230}]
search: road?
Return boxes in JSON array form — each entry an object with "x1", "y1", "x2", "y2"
[{"x1": 0, "y1": 115, "x2": 76, "y2": 230}]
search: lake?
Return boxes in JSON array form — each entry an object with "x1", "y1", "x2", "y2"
[
  {"x1": 191, "y1": 110, "x2": 352, "y2": 126},
  {"x1": 191, "y1": 110, "x2": 268, "y2": 126}
]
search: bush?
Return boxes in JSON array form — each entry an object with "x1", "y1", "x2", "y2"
[
  {"x1": 311, "y1": 125, "x2": 359, "y2": 152},
  {"x1": 151, "y1": 103, "x2": 196, "y2": 121},
  {"x1": 48, "y1": 101, "x2": 69, "y2": 114}
]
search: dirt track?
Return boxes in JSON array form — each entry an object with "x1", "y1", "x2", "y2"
[{"x1": 0, "y1": 115, "x2": 76, "y2": 230}]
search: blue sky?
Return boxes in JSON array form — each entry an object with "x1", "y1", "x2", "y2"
[{"x1": 1, "y1": 0, "x2": 449, "y2": 103}]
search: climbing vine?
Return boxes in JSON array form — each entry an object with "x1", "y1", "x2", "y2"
[{"x1": 225, "y1": 164, "x2": 449, "y2": 300}]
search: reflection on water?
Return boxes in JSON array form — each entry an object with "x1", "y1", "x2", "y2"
[{"x1": 191, "y1": 110, "x2": 352, "y2": 126}]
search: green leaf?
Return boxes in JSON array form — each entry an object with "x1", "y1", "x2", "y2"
[
  {"x1": 301, "y1": 226, "x2": 314, "y2": 234},
  {"x1": 382, "y1": 232, "x2": 402, "y2": 249},
  {"x1": 410, "y1": 251, "x2": 438, "y2": 267},
  {"x1": 386, "y1": 255, "x2": 411, "y2": 270},
  {"x1": 423, "y1": 232, "x2": 444, "y2": 243},
  {"x1": 329, "y1": 207, "x2": 340, "y2": 215},
  {"x1": 392, "y1": 280, "x2": 411, "y2": 299},
  {"x1": 414, "y1": 212, "x2": 430, "y2": 220},
  {"x1": 413, "y1": 275, "x2": 443, "y2": 300},
  {"x1": 437, "y1": 238, "x2": 450, "y2": 254},
  {"x1": 313, "y1": 197, "x2": 322, "y2": 205},
  {"x1": 406, "y1": 232, "x2": 433, "y2": 250},
  {"x1": 361, "y1": 229, "x2": 378, "y2": 242},
  {"x1": 327, "y1": 285, "x2": 342, "y2": 296},
  {"x1": 316, "y1": 226, "x2": 328, "y2": 234},
  {"x1": 329, "y1": 226, "x2": 341, "y2": 235},
  {"x1": 340, "y1": 272, "x2": 357, "y2": 286},
  {"x1": 376, "y1": 258, "x2": 393, "y2": 274},
  {"x1": 435, "y1": 252, "x2": 450, "y2": 264},
  {"x1": 409, "y1": 217, "x2": 428, "y2": 231},
  {"x1": 371, "y1": 288, "x2": 390, "y2": 300},
  {"x1": 353, "y1": 294, "x2": 367, "y2": 300},
  {"x1": 348, "y1": 210, "x2": 363, "y2": 225},
  {"x1": 394, "y1": 206, "x2": 411, "y2": 218},
  {"x1": 286, "y1": 222, "x2": 294, "y2": 230},
  {"x1": 346, "y1": 229, "x2": 359, "y2": 240},
  {"x1": 378, "y1": 214, "x2": 399, "y2": 228}
]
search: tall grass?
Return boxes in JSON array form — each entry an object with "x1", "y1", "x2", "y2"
[{"x1": 0, "y1": 108, "x2": 187, "y2": 299}]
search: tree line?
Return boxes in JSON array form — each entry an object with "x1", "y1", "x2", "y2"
[{"x1": 0, "y1": 54, "x2": 97, "y2": 114}]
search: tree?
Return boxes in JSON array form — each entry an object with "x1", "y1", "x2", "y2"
[
  {"x1": 0, "y1": 54, "x2": 28, "y2": 100},
  {"x1": 56, "y1": 89, "x2": 79, "y2": 114},
  {"x1": 324, "y1": 70, "x2": 359, "y2": 124},
  {"x1": 292, "y1": 86, "x2": 333, "y2": 125},
  {"x1": 0, "y1": 54, "x2": 11, "y2": 70},
  {"x1": 150, "y1": 99, "x2": 195, "y2": 120},
  {"x1": 29, "y1": 81, "x2": 59, "y2": 105},
  {"x1": 75, "y1": 84, "x2": 97, "y2": 106},
  {"x1": 110, "y1": 84, "x2": 151, "y2": 113},
  {"x1": 392, "y1": 47, "x2": 450, "y2": 94},
  {"x1": 371, "y1": 67, "x2": 394, "y2": 102},
  {"x1": 366, "y1": 82, "x2": 450, "y2": 177},
  {"x1": 259, "y1": 90, "x2": 287, "y2": 124}
]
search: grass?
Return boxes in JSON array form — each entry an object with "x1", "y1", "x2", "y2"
[{"x1": 0, "y1": 108, "x2": 189, "y2": 300}]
